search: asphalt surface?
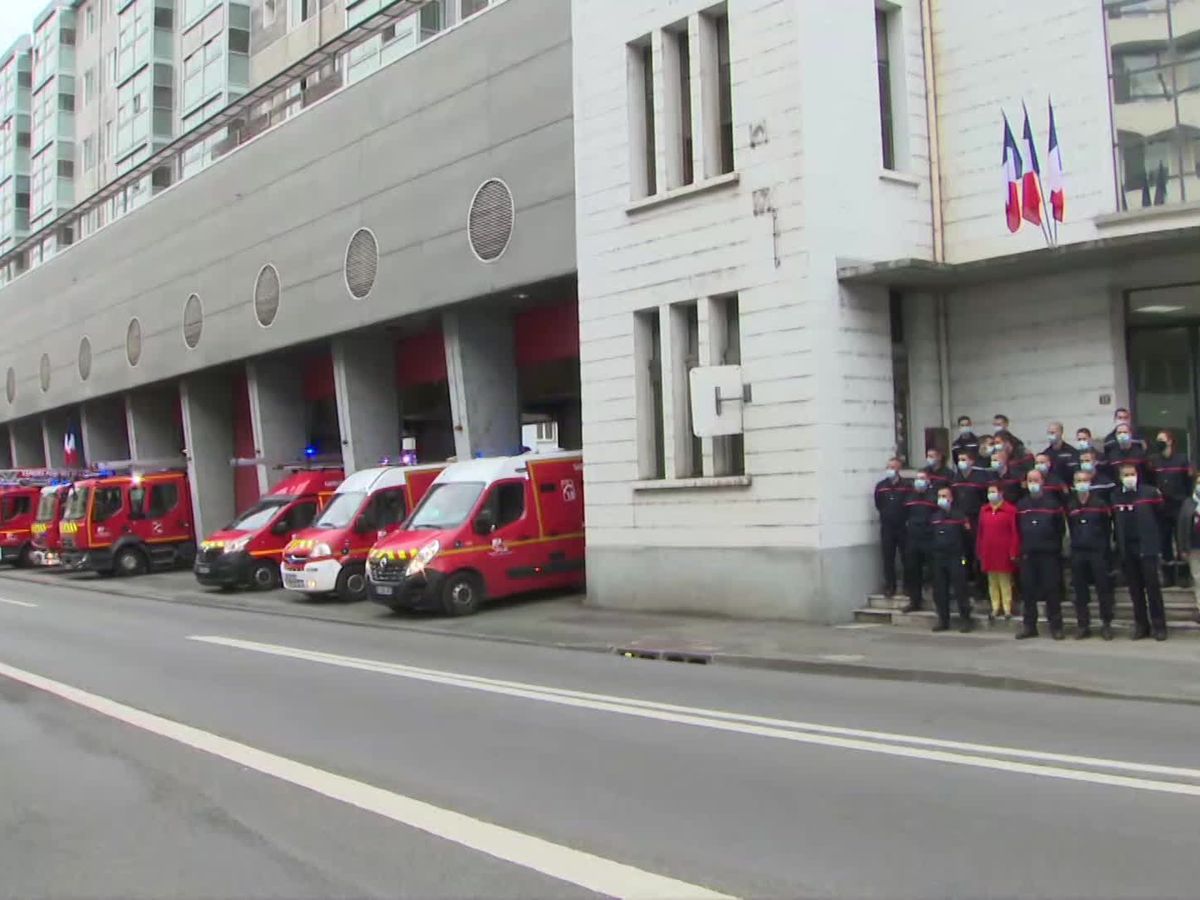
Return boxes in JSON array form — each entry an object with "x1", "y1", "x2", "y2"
[{"x1": 2, "y1": 575, "x2": 1199, "y2": 899}]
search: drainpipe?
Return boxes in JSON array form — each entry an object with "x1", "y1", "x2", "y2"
[{"x1": 920, "y1": 0, "x2": 951, "y2": 426}]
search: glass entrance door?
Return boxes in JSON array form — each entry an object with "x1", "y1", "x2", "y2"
[{"x1": 1128, "y1": 326, "x2": 1196, "y2": 460}]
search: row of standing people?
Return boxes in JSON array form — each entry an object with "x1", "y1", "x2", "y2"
[{"x1": 874, "y1": 409, "x2": 1196, "y2": 641}]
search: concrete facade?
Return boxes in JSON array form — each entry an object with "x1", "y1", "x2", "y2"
[
  {"x1": 180, "y1": 369, "x2": 238, "y2": 537},
  {"x1": 332, "y1": 333, "x2": 399, "y2": 473}
]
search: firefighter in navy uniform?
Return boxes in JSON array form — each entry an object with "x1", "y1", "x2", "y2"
[
  {"x1": 921, "y1": 447, "x2": 955, "y2": 492},
  {"x1": 1149, "y1": 429, "x2": 1192, "y2": 586},
  {"x1": 952, "y1": 416, "x2": 980, "y2": 461},
  {"x1": 1032, "y1": 452, "x2": 1069, "y2": 504},
  {"x1": 1113, "y1": 463, "x2": 1169, "y2": 641},
  {"x1": 1016, "y1": 468, "x2": 1067, "y2": 640},
  {"x1": 953, "y1": 450, "x2": 990, "y2": 600},
  {"x1": 1104, "y1": 422, "x2": 1150, "y2": 483},
  {"x1": 1042, "y1": 422, "x2": 1080, "y2": 484},
  {"x1": 1066, "y1": 470, "x2": 1115, "y2": 641},
  {"x1": 985, "y1": 448, "x2": 1024, "y2": 505},
  {"x1": 930, "y1": 486, "x2": 975, "y2": 633},
  {"x1": 873, "y1": 458, "x2": 910, "y2": 598},
  {"x1": 901, "y1": 473, "x2": 939, "y2": 613}
]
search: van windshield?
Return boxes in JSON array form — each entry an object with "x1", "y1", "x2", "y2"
[
  {"x1": 407, "y1": 482, "x2": 484, "y2": 530},
  {"x1": 35, "y1": 491, "x2": 59, "y2": 523},
  {"x1": 314, "y1": 492, "x2": 365, "y2": 529},
  {"x1": 227, "y1": 497, "x2": 290, "y2": 532},
  {"x1": 63, "y1": 487, "x2": 89, "y2": 521}
]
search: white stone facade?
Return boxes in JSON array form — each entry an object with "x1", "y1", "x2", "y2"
[{"x1": 572, "y1": 0, "x2": 1200, "y2": 620}]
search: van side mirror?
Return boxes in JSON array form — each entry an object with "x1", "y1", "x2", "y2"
[
  {"x1": 271, "y1": 519, "x2": 290, "y2": 536},
  {"x1": 473, "y1": 510, "x2": 495, "y2": 536}
]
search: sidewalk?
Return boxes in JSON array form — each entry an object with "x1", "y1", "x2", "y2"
[{"x1": 6, "y1": 568, "x2": 1200, "y2": 706}]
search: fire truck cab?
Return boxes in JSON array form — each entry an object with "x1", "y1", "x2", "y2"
[
  {"x1": 281, "y1": 463, "x2": 444, "y2": 602},
  {"x1": 30, "y1": 483, "x2": 74, "y2": 566},
  {"x1": 367, "y1": 451, "x2": 585, "y2": 616},
  {"x1": 60, "y1": 468, "x2": 195, "y2": 576},
  {"x1": 194, "y1": 467, "x2": 343, "y2": 591},
  {"x1": 0, "y1": 479, "x2": 48, "y2": 567}
]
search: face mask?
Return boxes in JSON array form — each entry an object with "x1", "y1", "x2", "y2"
[
  {"x1": 957, "y1": 460, "x2": 971, "y2": 473},
  {"x1": 924, "y1": 458, "x2": 937, "y2": 469},
  {"x1": 1028, "y1": 483, "x2": 1042, "y2": 496},
  {"x1": 1122, "y1": 475, "x2": 1138, "y2": 490},
  {"x1": 1075, "y1": 482, "x2": 1090, "y2": 494},
  {"x1": 1117, "y1": 434, "x2": 1132, "y2": 446},
  {"x1": 959, "y1": 426, "x2": 972, "y2": 436},
  {"x1": 1035, "y1": 463, "x2": 1050, "y2": 474},
  {"x1": 987, "y1": 491, "x2": 1001, "y2": 504},
  {"x1": 993, "y1": 425, "x2": 1005, "y2": 435},
  {"x1": 990, "y1": 458, "x2": 1002, "y2": 470},
  {"x1": 913, "y1": 478, "x2": 928, "y2": 491},
  {"x1": 1047, "y1": 433, "x2": 1059, "y2": 444},
  {"x1": 1156, "y1": 440, "x2": 1168, "y2": 452},
  {"x1": 937, "y1": 497, "x2": 951, "y2": 511},
  {"x1": 1194, "y1": 485, "x2": 1200, "y2": 499},
  {"x1": 980, "y1": 445, "x2": 994, "y2": 457},
  {"x1": 1076, "y1": 440, "x2": 1091, "y2": 451},
  {"x1": 885, "y1": 469, "x2": 898, "y2": 481},
  {"x1": 1081, "y1": 461, "x2": 1096, "y2": 473}
]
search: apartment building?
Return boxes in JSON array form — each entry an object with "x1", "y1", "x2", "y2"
[
  {"x1": 27, "y1": 0, "x2": 77, "y2": 249},
  {"x1": 0, "y1": 37, "x2": 33, "y2": 256}
]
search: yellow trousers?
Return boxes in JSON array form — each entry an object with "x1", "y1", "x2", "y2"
[{"x1": 987, "y1": 571, "x2": 1014, "y2": 616}]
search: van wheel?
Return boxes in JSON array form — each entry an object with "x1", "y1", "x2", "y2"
[
  {"x1": 441, "y1": 572, "x2": 482, "y2": 617},
  {"x1": 250, "y1": 561, "x2": 279, "y2": 591},
  {"x1": 15, "y1": 544, "x2": 32, "y2": 568},
  {"x1": 335, "y1": 565, "x2": 367, "y2": 603},
  {"x1": 114, "y1": 547, "x2": 149, "y2": 577}
]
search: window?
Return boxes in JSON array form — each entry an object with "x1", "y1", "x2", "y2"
[
  {"x1": 147, "y1": 482, "x2": 179, "y2": 518},
  {"x1": 263, "y1": 0, "x2": 278, "y2": 28},
  {"x1": 627, "y1": 37, "x2": 656, "y2": 199},
  {"x1": 282, "y1": 500, "x2": 317, "y2": 531},
  {"x1": 711, "y1": 294, "x2": 744, "y2": 476},
  {"x1": 461, "y1": 0, "x2": 489, "y2": 17},
  {"x1": 670, "y1": 301, "x2": 702, "y2": 478},
  {"x1": 699, "y1": 6, "x2": 736, "y2": 176},
  {"x1": 83, "y1": 69, "x2": 95, "y2": 106},
  {"x1": 487, "y1": 482, "x2": 526, "y2": 529},
  {"x1": 57, "y1": 159, "x2": 74, "y2": 178},
  {"x1": 666, "y1": 22, "x2": 693, "y2": 188},
  {"x1": 875, "y1": 7, "x2": 895, "y2": 170},
  {"x1": 635, "y1": 308, "x2": 666, "y2": 479},
  {"x1": 59, "y1": 92, "x2": 75, "y2": 112},
  {"x1": 365, "y1": 488, "x2": 408, "y2": 529},
  {"x1": 1, "y1": 494, "x2": 31, "y2": 520},
  {"x1": 93, "y1": 487, "x2": 124, "y2": 522},
  {"x1": 1105, "y1": 0, "x2": 1197, "y2": 209},
  {"x1": 713, "y1": 9, "x2": 734, "y2": 174},
  {"x1": 82, "y1": 136, "x2": 95, "y2": 171},
  {"x1": 87, "y1": 6, "x2": 96, "y2": 35}
]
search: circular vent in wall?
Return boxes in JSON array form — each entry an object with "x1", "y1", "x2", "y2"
[
  {"x1": 254, "y1": 265, "x2": 281, "y2": 327},
  {"x1": 183, "y1": 293, "x2": 203, "y2": 348},
  {"x1": 468, "y1": 178, "x2": 514, "y2": 262},
  {"x1": 78, "y1": 337, "x2": 92, "y2": 381},
  {"x1": 39, "y1": 354, "x2": 50, "y2": 393},
  {"x1": 126, "y1": 317, "x2": 142, "y2": 367},
  {"x1": 5, "y1": 367, "x2": 14, "y2": 404},
  {"x1": 344, "y1": 229, "x2": 378, "y2": 300}
]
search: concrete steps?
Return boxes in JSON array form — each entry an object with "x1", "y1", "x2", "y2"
[{"x1": 856, "y1": 590, "x2": 1200, "y2": 632}]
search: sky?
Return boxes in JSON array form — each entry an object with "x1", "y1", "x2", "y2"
[{"x1": 0, "y1": 0, "x2": 46, "y2": 55}]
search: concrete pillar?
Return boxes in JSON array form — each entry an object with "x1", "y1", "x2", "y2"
[
  {"x1": 559, "y1": 401, "x2": 583, "y2": 451},
  {"x1": 246, "y1": 358, "x2": 308, "y2": 492},
  {"x1": 443, "y1": 308, "x2": 521, "y2": 459},
  {"x1": 332, "y1": 333, "x2": 399, "y2": 474},
  {"x1": 10, "y1": 418, "x2": 46, "y2": 468},
  {"x1": 43, "y1": 414, "x2": 65, "y2": 468},
  {"x1": 81, "y1": 397, "x2": 131, "y2": 464},
  {"x1": 126, "y1": 387, "x2": 182, "y2": 461},
  {"x1": 180, "y1": 372, "x2": 237, "y2": 539},
  {"x1": 0, "y1": 428, "x2": 12, "y2": 468}
]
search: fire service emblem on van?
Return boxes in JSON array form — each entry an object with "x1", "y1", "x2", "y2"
[{"x1": 560, "y1": 479, "x2": 577, "y2": 502}]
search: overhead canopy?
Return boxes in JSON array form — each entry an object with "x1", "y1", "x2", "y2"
[{"x1": 836, "y1": 223, "x2": 1200, "y2": 290}]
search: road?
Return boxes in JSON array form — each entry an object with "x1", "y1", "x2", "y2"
[{"x1": 1, "y1": 575, "x2": 1199, "y2": 899}]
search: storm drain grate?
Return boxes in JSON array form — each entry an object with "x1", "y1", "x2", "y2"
[{"x1": 615, "y1": 647, "x2": 711, "y2": 665}]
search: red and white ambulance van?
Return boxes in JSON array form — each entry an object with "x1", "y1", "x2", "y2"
[
  {"x1": 194, "y1": 467, "x2": 343, "y2": 590},
  {"x1": 280, "y1": 463, "x2": 444, "y2": 602},
  {"x1": 366, "y1": 451, "x2": 585, "y2": 616}
]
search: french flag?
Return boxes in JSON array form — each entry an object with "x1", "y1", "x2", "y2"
[
  {"x1": 1045, "y1": 98, "x2": 1065, "y2": 223},
  {"x1": 1002, "y1": 115, "x2": 1023, "y2": 233},
  {"x1": 1020, "y1": 105, "x2": 1044, "y2": 226},
  {"x1": 63, "y1": 430, "x2": 79, "y2": 468}
]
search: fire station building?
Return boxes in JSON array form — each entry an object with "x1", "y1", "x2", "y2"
[{"x1": 0, "y1": 0, "x2": 1198, "y2": 621}]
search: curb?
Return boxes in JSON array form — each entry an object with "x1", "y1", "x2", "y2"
[{"x1": 6, "y1": 569, "x2": 1198, "y2": 708}]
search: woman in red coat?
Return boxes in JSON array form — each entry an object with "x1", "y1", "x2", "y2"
[{"x1": 976, "y1": 486, "x2": 1020, "y2": 619}]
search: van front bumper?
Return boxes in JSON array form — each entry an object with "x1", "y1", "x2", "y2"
[
  {"x1": 281, "y1": 558, "x2": 342, "y2": 594},
  {"x1": 367, "y1": 569, "x2": 445, "y2": 611},
  {"x1": 61, "y1": 548, "x2": 114, "y2": 572},
  {"x1": 194, "y1": 551, "x2": 252, "y2": 588}
]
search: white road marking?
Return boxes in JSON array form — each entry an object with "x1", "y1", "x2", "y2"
[
  {"x1": 0, "y1": 596, "x2": 38, "y2": 608},
  {"x1": 816, "y1": 654, "x2": 866, "y2": 662},
  {"x1": 0, "y1": 659, "x2": 734, "y2": 900},
  {"x1": 833, "y1": 623, "x2": 880, "y2": 630},
  {"x1": 191, "y1": 635, "x2": 1200, "y2": 798}
]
